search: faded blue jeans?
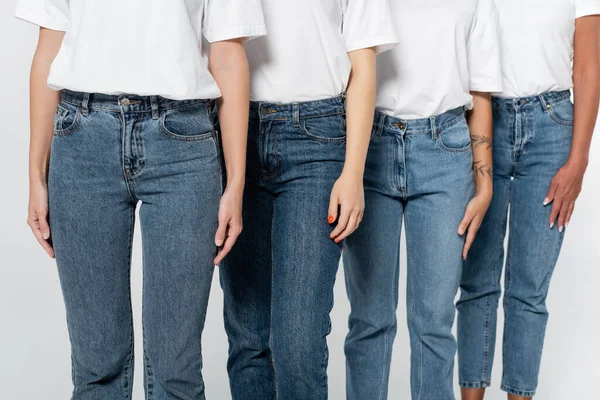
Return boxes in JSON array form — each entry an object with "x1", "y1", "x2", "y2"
[
  {"x1": 48, "y1": 90, "x2": 222, "y2": 400},
  {"x1": 457, "y1": 91, "x2": 573, "y2": 397},
  {"x1": 220, "y1": 96, "x2": 346, "y2": 400},
  {"x1": 343, "y1": 107, "x2": 475, "y2": 400}
]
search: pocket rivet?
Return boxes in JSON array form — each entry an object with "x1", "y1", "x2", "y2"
[{"x1": 546, "y1": 104, "x2": 552, "y2": 109}]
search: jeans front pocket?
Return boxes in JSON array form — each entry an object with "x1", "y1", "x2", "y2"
[
  {"x1": 437, "y1": 117, "x2": 472, "y2": 153},
  {"x1": 301, "y1": 113, "x2": 346, "y2": 143},
  {"x1": 548, "y1": 99, "x2": 574, "y2": 126},
  {"x1": 159, "y1": 102, "x2": 214, "y2": 141},
  {"x1": 54, "y1": 102, "x2": 82, "y2": 136}
]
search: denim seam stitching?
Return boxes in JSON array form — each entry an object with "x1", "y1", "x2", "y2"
[
  {"x1": 269, "y1": 198, "x2": 278, "y2": 400},
  {"x1": 123, "y1": 205, "x2": 135, "y2": 400},
  {"x1": 59, "y1": 99, "x2": 208, "y2": 113}
]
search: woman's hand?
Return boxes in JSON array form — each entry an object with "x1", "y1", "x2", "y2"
[
  {"x1": 458, "y1": 191, "x2": 492, "y2": 260},
  {"x1": 28, "y1": 180, "x2": 54, "y2": 258},
  {"x1": 328, "y1": 171, "x2": 365, "y2": 243},
  {"x1": 545, "y1": 160, "x2": 587, "y2": 232},
  {"x1": 214, "y1": 184, "x2": 244, "y2": 266}
]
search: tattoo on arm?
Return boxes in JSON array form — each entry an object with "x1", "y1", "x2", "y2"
[
  {"x1": 471, "y1": 134, "x2": 492, "y2": 149},
  {"x1": 473, "y1": 160, "x2": 493, "y2": 179}
]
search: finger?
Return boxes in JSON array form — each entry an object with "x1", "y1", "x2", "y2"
[
  {"x1": 458, "y1": 208, "x2": 474, "y2": 236},
  {"x1": 544, "y1": 181, "x2": 558, "y2": 205},
  {"x1": 557, "y1": 201, "x2": 570, "y2": 232},
  {"x1": 214, "y1": 225, "x2": 242, "y2": 265},
  {"x1": 549, "y1": 198, "x2": 562, "y2": 228},
  {"x1": 33, "y1": 227, "x2": 55, "y2": 258},
  {"x1": 462, "y1": 218, "x2": 482, "y2": 260},
  {"x1": 333, "y1": 211, "x2": 360, "y2": 243},
  {"x1": 330, "y1": 206, "x2": 350, "y2": 239},
  {"x1": 215, "y1": 213, "x2": 229, "y2": 247},
  {"x1": 38, "y1": 211, "x2": 51, "y2": 240},
  {"x1": 328, "y1": 192, "x2": 339, "y2": 225},
  {"x1": 565, "y1": 202, "x2": 575, "y2": 228}
]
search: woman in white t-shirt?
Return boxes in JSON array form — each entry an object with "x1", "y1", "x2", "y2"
[
  {"x1": 342, "y1": 0, "x2": 502, "y2": 399},
  {"x1": 16, "y1": 0, "x2": 265, "y2": 397},
  {"x1": 219, "y1": 1, "x2": 397, "y2": 398},
  {"x1": 458, "y1": 1, "x2": 600, "y2": 399}
]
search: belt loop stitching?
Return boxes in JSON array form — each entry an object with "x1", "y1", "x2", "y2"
[
  {"x1": 292, "y1": 103, "x2": 300, "y2": 127},
  {"x1": 539, "y1": 93, "x2": 550, "y2": 112},
  {"x1": 81, "y1": 93, "x2": 90, "y2": 116},
  {"x1": 150, "y1": 96, "x2": 159, "y2": 120},
  {"x1": 376, "y1": 113, "x2": 384, "y2": 137},
  {"x1": 430, "y1": 116, "x2": 438, "y2": 140}
]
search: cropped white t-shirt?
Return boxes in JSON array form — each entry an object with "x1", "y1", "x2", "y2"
[
  {"x1": 376, "y1": 0, "x2": 503, "y2": 120},
  {"x1": 246, "y1": 0, "x2": 398, "y2": 103},
  {"x1": 495, "y1": 0, "x2": 600, "y2": 98},
  {"x1": 15, "y1": 0, "x2": 267, "y2": 100}
]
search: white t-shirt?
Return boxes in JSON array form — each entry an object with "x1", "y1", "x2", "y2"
[
  {"x1": 376, "y1": 0, "x2": 503, "y2": 120},
  {"x1": 495, "y1": 0, "x2": 600, "y2": 98},
  {"x1": 246, "y1": 0, "x2": 398, "y2": 103},
  {"x1": 15, "y1": 0, "x2": 267, "y2": 100}
]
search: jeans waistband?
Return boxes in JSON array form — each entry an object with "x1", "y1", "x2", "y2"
[
  {"x1": 492, "y1": 90, "x2": 571, "y2": 111},
  {"x1": 60, "y1": 90, "x2": 214, "y2": 114},
  {"x1": 373, "y1": 106, "x2": 465, "y2": 136},
  {"x1": 250, "y1": 95, "x2": 346, "y2": 123}
]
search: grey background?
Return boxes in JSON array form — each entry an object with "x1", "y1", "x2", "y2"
[{"x1": 1, "y1": 1, "x2": 598, "y2": 398}]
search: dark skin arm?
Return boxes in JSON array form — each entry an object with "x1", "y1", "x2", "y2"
[{"x1": 545, "y1": 15, "x2": 600, "y2": 231}]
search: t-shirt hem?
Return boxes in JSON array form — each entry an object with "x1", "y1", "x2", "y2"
[
  {"x1": 204, "y1": 25, "x2": 267, "y2": 43},
  {"x1": 346, "y1": 36, "x2": 399, "y2": 55},
  {"x1": 14, "y1": 6, "x2": 68, "y2": 31},
  {"x1": 576, "y1": 7, "x2": 600, "y2": 18},
  {"x1": 470, "y1": 83, "x2": 504, "y2": 93}
]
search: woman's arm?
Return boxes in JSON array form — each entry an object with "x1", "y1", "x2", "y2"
[
  {"x1": 459, "y1": 92, "x2": 494, "y2": 259},
  {"x1": 209, "y1": 38, "x2": 249, "y2": 265},
  {"x1": 27, "y1": 28, "x2": 64, "y2": 258},
  {"x1": 329, "y1": 48, "x2": 377, "y2": 243},
  {"x1": 546, "y1": 15, "x2": 600, "y2": 231}
]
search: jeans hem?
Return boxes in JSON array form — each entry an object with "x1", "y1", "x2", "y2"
[
  {"x1": 501, "y1": 384, "x2": 536, "y2": 397},
  {"x1": 459, "y1": 381, "x2": 491, "y2": 389}
]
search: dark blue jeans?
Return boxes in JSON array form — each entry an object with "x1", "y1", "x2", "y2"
[
  {"x1": 220, "y1": 96, "x2": 346, "y2": 400},
  {"x1": 343, "y1": 108, "x2": 475, "y2": 400},
  {"x1": 49, "y1": 91, "x2": 222, "y2": 400},
  {"x1": 457, "y1": 91, "x2": 573, "y2": 397}
]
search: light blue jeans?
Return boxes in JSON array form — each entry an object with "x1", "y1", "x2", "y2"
[
  {"x1": 457, "y1": 90, "x2": 573, "y2": 397},
  {"x1": 49, "y1": 90, "x2": 222, "y2": 399},
  {"x1": 343, "y1": 107, "x2": 475, "y2": 400}
]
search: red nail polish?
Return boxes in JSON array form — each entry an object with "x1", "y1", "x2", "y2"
[{"x1": 328, "y1": 216, "x2": 334, "y2": 224}]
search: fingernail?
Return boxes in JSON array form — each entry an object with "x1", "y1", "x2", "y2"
[
  {"x1": 543, "y1": 198, "x2": 550, "y2": 206},
  {"x1": 565, "y1": 222, "x2": 569, "y2": 228},
  {"x1": 559, "y1": 226, "x2": 564, "y2": 232},
  {"x1": 43, "y1": 233, "x2": 50, "y2": 240},
  {"x1": 328, "y1": 216, "x2": 334, "y2": 224},
  {"x1": 550, "y1": 222, "x2": 554, "y2": 229},
  {"x1": 335, "y1": 239, "x2": 340, "y2": 244}
]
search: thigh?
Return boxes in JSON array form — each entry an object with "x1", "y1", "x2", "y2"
[{"x1": 48, "y1": 104, "x2": 135, "y2": 367}]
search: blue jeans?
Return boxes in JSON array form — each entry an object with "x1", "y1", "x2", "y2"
[
  {"x1": 220, "y1": 96, "x2": 346, "y2": 400},
  {"x1": 48, "y1": 91, "x2": 222, "y2": 400},
  {"x1": 343, "y1": 108, "x2": 475, "y2": 400},
  {"x1": 457, "y1": 91, "x2": 573, "y2": 397}
]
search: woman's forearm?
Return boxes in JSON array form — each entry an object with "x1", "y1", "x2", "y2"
[
  {"x1": 467, "y1": 92, "x2": 494, "y2": 198},
  {"x1": 344, "y1": 48, "x2": 377, "y2": 177},
  {"x1": 570, "y1": 16, "x2": 600, "y2": 168},
  {"x1": 209, "y1": 39, "x2": 250, "y2": 190},
  {"x1": 29, "y1": 28, "x2": 64, "y2": 185}
]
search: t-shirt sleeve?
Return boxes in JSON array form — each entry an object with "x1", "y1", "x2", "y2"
[
  {"x1": 575, "y1": 0, "x2": 600, "y2": 18},
  {"x1": 342, "y1": 0, "x2": 398, "y2": 54},
  {"x1": 467, "y1": 0, "x2": 503, "y2": 92},
  {"x1": 15, "y1": 0, "x2": 69, "y2": 31},
  {"x1": 203, "y1": 0, "x2": 267, "y2": 43}
]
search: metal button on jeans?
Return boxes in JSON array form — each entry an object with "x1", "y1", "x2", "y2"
[{"x1": 121, "y1": 98, "x2": 131, "y2": 106}]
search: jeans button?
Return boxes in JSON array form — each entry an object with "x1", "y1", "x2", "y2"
[{"x1": 121, "y1": 98, "x2": 130, "y2": 106}]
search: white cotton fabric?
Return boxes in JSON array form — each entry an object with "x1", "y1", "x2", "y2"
[
  {"x1": 245, "y1": 0, "x2": 399, "y2": 103},
  {"x1": 494, "y1": 0, "x2": 600, "y2": 98},
  {"x1": 15, "y1": 0, "x2": 267, "y2": 100},
  {"x1": 376, "y1": 0, "x2": 503, "y2": 120}
]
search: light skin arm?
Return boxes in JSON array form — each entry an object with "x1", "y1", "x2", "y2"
[
  {"x1": 459, "y1": 91, "x2": 494, "y2": 259},
  {"x1": 27, "y1": 28, "x2": 65, "y2": 259},
  {"x1": 329, "y1": 48, "x2": 377, "y2": 243},
  {"x1": 545, "y1": 15, "x2": 600, "y2": 231},
  {"x1": 209, "y1": 38, "x2": 249, "y2": 265}
]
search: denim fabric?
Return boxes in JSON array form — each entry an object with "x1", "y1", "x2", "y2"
[
  {"x1": 48, "y1": 90, "x2": 222, "y2": 400},
  {"x1": 457, "y1": 90, "x2": 573, "y2": 397},
  {"x1": 343, "y1": 107, "x2": 475, "y2": 400},
  {"x1": 220, "y1": 96, "x2": 346, "y2": 400}
]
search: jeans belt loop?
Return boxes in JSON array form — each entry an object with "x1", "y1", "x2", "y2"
[
  {"x1": 430, "y1": 115, "x2": 438, "y2": 140},
  {"x1": 150, "y1": 96, "x2": 160, "y2": 120},
  {"x1": 292, "y1": 103, "x2": 300, "y2": 127},
  {"x1": 81, "y1": 93, "x2": 90, "y2": 116}
]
